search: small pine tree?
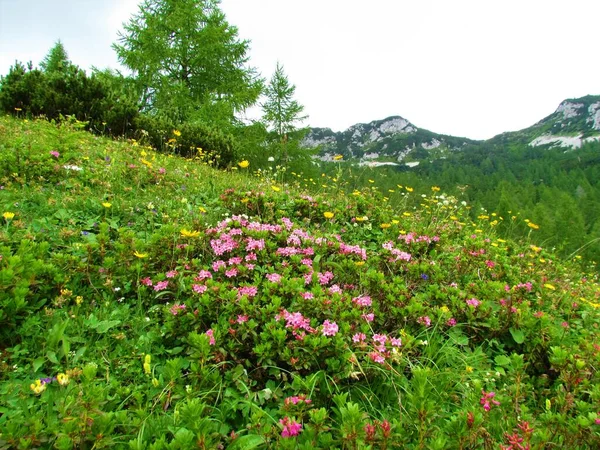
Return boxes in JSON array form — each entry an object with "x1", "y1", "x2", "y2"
[
  {"x1": 262, "y1": 62, "x2": 307, "y2": 139},
  {"x1": 40, "y1": 41, "x2": 71, "y2": 73},
  {"x1": 261, "y1": 63, "x2": 308, "y2": 164}
]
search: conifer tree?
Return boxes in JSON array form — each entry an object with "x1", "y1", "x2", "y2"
[
  {"x1": 262, "y1": 62, "x2": 307, "y2": 139},
  {"x1": 113, "y1": 0, "x2": 262, "y2": 124},
  {"x1": 40, "y1": 40, "x2": 70, "y2": 73}
]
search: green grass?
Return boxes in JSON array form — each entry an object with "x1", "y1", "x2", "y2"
[{"x1": 1, "y1": 115, "x2": 600, "y2": 449}]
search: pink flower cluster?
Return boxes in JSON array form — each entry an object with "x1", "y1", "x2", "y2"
[
  {"x1": 480, "y1": 390, "x2": 500, "y2": 411},
  {"x1": 169, "y1": 304, "x2": 186, "y2": 315},
  {"x1": 353, "y1": 295, "x2": 372, "y2": 307},
  {"x1": 284, "y1": 394, "x2": 312, "y2": 406},
  {"x1": 339, "y1": 242, "x2": 367, "y2": 260},
  {"x1": 322, "y1": 320, "x2": 338, "y2": 336},
  {"x1": 466, "y1": 298, "x2": 481, "y2": 308},
  {"x1": 280, "y1": 417, "x2": 302, "y2": 438}
]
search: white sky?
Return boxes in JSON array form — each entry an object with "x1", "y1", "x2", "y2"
[{"x1": 1, "y1": 0, "x2": 598, "y2": 140}]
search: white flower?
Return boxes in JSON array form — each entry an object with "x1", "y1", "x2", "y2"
[{"x1": 268, "y1": 156, "x2": 275, "y2": 162}]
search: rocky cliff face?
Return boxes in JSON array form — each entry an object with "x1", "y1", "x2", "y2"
[{"x1": 528, "y1": 96, "x2": 600, "y2": 149}]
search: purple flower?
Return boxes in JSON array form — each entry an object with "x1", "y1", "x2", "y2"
[{"x1": 50, "y1": 150, "x2": 60, "y2": 158}]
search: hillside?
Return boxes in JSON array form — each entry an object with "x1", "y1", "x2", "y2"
[{"x1": 2, "y1": 116, "x2": 600, "y2": 448}]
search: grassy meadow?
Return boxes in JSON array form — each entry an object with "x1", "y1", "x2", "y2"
[{"x1": 1, "y1": 115, "x2": 600, "y2": 449}]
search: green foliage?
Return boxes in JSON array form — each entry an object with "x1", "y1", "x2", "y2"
[
  {"x1": 133, "y1": 114, "x2": 237, "y2": 166},
  {"x1": 0, "y1": 52, "x2": 139, "y2": 137},
  {"x1": 2, "y1": 116, "x2": 600, "y2": 448},
  {"x1": 113, "y1": 0, "x2": 263, "y2": 124}
]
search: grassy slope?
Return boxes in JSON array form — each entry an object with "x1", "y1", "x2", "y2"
[{"x1": 1, "y1": 116, "x2": 600, "y2": 449}]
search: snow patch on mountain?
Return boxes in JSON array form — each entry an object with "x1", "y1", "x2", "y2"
[{"x1": 530, "y1": 134, "x2": 600, "y2": 149}]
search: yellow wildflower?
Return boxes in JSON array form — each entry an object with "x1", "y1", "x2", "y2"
[
  {"x1": 30, "y1": 379, "x2": 47, "y2": 395},
  {"x1": 57, "y1": 373, "x2": 70, "y2": 386},
  {"x1": 75, "y1": 296, "x2": 83, "y2": 305},
  {"x1": 238, "y1": 160, "x2": 249, "y2": 168},
  {"x1": 333, "y1": 154, "x2": 343, "y2": 161},
  {"x1": 527, "y1": 222, "x2": 540, "y2": 230},
  {"x1": 134, "y1": 251, "x2": 148, "y2": 258},
  {"x1": 405, "y1": 187, "x2": 413, "y2": 192},
  {"x1": 3, "y1": 212, "x2": 15, "y2": 220},
  {"x1": 380, "y1": 223, "x2": 391, "y2": 229},
  {"x1": 431, "y1": 186, "x2": 440, "y2": 192},
  {"x1": 198, "y1": 207, "x2": 207, "y2": 213},
  {"x1": 403, "y1": 212, "x2": 411, "y2": 217},
  {"x1": 544, "y1": 283, "x2": 555, "y2": 290},
  {"x1": 143, "y1": 354, "x2": 151, "y2": 375},
  {"x1": 102, "y1": 202, "x2": 112, "y2": 208},
  {"x1": 324, "y1": 211, "x2": 334, "y2": 219},
  {"x1": 180, "y1": 229, "x2": 200, "y2": 238},
  {"x1": 271, "y1": 185, "x2": 281, "y2": 192},
  {"x1": 173, "y1": 130, "x2": 181, "y2": 137}
]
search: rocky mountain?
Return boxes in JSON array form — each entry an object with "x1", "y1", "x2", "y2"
[
  {"x1": 303, "y1": 116, "x2": 480, "y2": 168},
  {"x1": 304, "y1": 95, "x2": 600, "y2": 167}
]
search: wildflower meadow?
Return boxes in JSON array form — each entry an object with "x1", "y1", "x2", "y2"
[{"x1": 1, "y1": 115, "x2": 600, "y2": 449}]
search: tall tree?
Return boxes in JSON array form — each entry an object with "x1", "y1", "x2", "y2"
[
  {"x1": 40, "y1": 40, "x2": 70, "y2": 73},
  {"x1": 262, "y1": 62, "x2": 307, "y2": 138},
  {"x1": 113, "y1": 0, "x2": 262, "y2": 124}
]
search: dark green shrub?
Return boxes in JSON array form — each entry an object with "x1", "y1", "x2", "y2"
[{"x1": 133, "y1": 114, "x2": 237, "y2": 167}]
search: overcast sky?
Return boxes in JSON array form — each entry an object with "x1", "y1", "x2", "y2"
[{"x1": 1, "y1": 0, "x2": 599, "y2": 140}]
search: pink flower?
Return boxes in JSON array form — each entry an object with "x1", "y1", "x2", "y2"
[
  {"x1": 317, "y1": 271, "x2": 334, "y2": 285},
  {"x1": 197, "y1": 270, "x2": 212, "y2": 280},
  {"x1": 301, "y1": 292, "x2": 314, "y2": 300},
  {"x1": 206, "y1": 329, "x2": 215, "y2": 345},
  {"x1": 166, "y1": 270, "x2": 178, "y2": 278},
  {"x1": 322, "y1": 320, "x2": 339, "y2": 336},
  {"x1": 141, "y1": 277, "x2": 153, "y2": 286},
  {"x1": 280, "y1": 417, "x2": 302, "y2": 438},
  {"x1": 237, "y1": 286, "x2": 258, "y2": 299},
  {"x1": 212, "y1": 260, "x2": 226, "y2": 271},
  {"x1": 266, "y1": 273, "x2": 282, "y2": 283},
  {"x1": 369, "y1": 352, "x2": 386, "y2": 364},
  {"x1": 391, "y1": 337, "x2": 402, "y2": 347},
  {"x1": 50, "y1": 150, "x2": 60, "y2": 158},
  {"x1": 352, "y1": 333, "x2": 366, "y2": 343},
  {"x1": 236, "y1": 315, "x2": 248, "y2": 324},
  {"x1": 192, "y1": 284, "x2": 207, "y2": 294},
  {"x1": 362, "y1": 313, "x2": 374, "y2": 322},
  {"x1": 373, "y1": 334, "x2": 388, "y2": 345},
  {"x1": 225, "y1": 268, "x2": 238, "y2": 278},
  {"x1": 158, "y1": 167, "x2": 166, "y2": 174},
  {"x1": 352, "y1": 295, "x2": 372, "y2": 307},
  {"x1": 418, "y1": 316, "x2": 431, "y2": 327},
  {"x1": 480, "y1": 390, "x2": 500, "y2": 411},
  {"x1": 169, "y1": 304, "x2": 186, "y2": 315},
  {"x1": 447, "y1": 318, "x2": 457, "y2": 326},
  {"x1": 153, "y1": 281, "x2": 169, "y2": 291},
  {"x1": 466, "y1": 298, "x2": 480, "y2": 308}
]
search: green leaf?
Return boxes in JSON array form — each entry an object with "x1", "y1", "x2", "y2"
[
  {"x1": 228, "y1": 435, "x2": 265, "y2": 450},
  {"x1": 32, "y1": 357, "x2": 45, "y2": 372},
  {"x1": 47, "y1": 351, "x2": 58, "y2": 364},
  {"x1": 96, "y1": 320, "x2": 121, "y2": 334},
  {"x1": 494, "y1": 355, "x2": 511, "y2": 367},
  {"x1": 73, "y1": 346, "x2": 87, "y2": 362},
  {"x1": 509, "y1": 327, "x2": 525, "y2": 344}
]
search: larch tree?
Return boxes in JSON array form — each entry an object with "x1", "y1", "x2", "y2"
[{"x1": 113, "y1": 0, "x2": 262, "y2": 124}]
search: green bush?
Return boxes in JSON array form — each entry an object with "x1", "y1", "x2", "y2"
[
  {"x1": 133, "y1": 114, "x2": 237, "y2": 167},
  {"x1": 0, "y1": 62, "x2": 138, "y2": 137}
]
